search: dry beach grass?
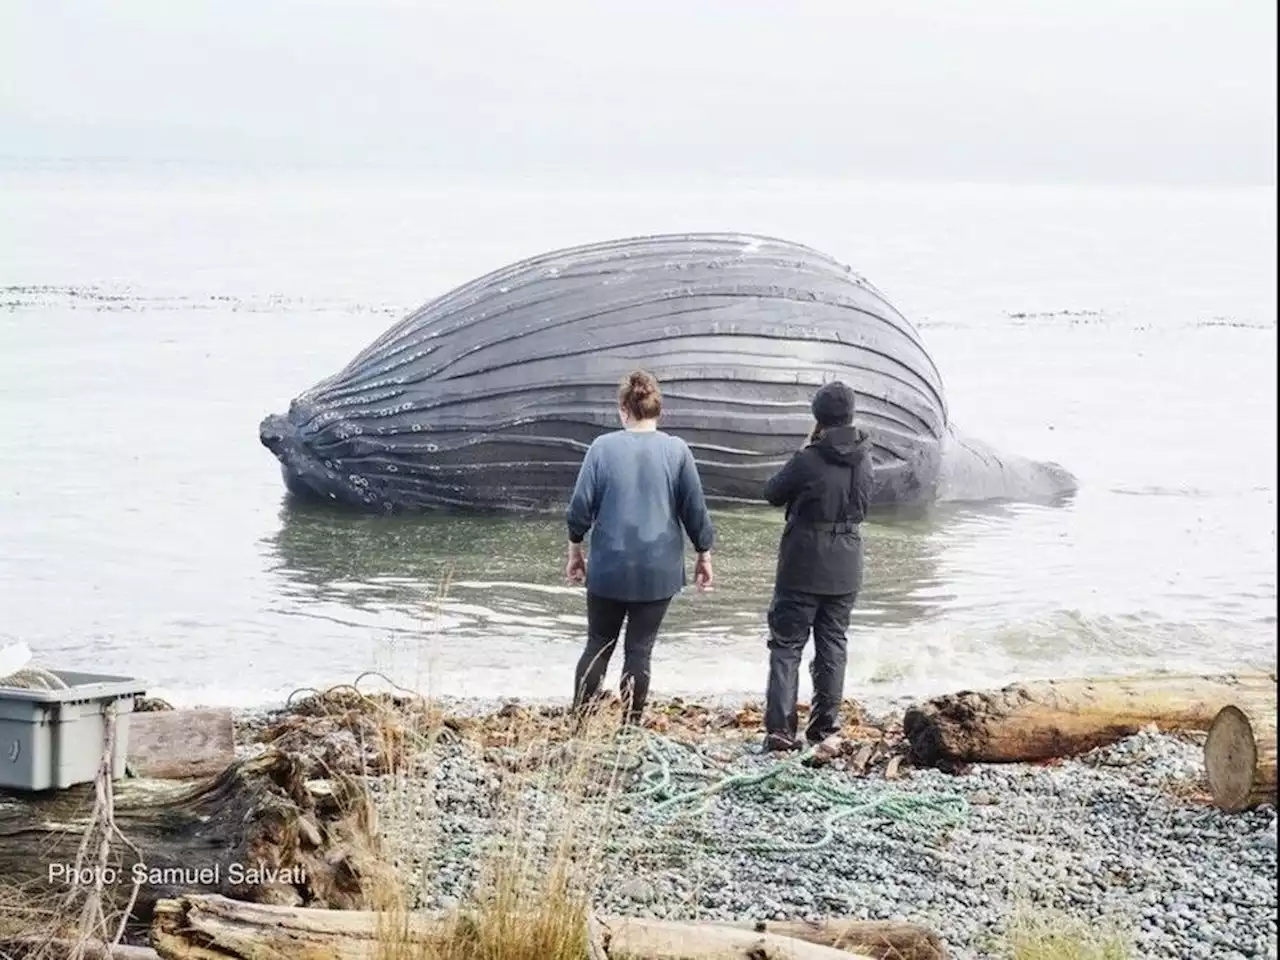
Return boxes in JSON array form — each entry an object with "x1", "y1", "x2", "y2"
[
  {"x1": 249, "y1": 676, "x2": 619, "y2": 960},
  {"x1": 997, "y1": 908, "x2": 1130, "y2": 960}
]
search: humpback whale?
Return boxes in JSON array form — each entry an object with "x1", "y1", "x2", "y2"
[{"x1": 260, "y1": 233, "x2": 1076, "y2": 513}]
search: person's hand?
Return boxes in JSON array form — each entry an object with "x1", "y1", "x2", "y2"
[
  {"x1": 693, "y1": 551, "x2": 714, "y2": 591},
  {"x1": 565, "y1": 543, "x2": 587, "y2": 585}
]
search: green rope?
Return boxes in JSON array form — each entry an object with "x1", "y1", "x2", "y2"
[{"x1": 582, "y1": 728, "x2": 968, "y2": 859}]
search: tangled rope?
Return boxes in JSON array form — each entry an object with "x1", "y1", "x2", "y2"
[
  {"x1": 268, "y1": 674, "x2": 969, "y2": 860},
  {"x1": 284, "y1": 669, "x2": 428, "y2": 708},
  {"x1": 583, "y1": 728, "x2": 969, "y2": 859},
  {"x1": 0, "y1": 641, "x2": 68, "y2": 690},
  {"x1": 0, "y1": 665, "x2": 70, "y2": 691}
]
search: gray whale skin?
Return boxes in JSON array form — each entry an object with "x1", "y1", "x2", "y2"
[{"x1": 260, "y1": 232, "x2": 1076, "y2": 513}]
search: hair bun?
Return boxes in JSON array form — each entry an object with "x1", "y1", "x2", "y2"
[{"x1": 618, "y1": 369, "x2": 663, "y2": 420}]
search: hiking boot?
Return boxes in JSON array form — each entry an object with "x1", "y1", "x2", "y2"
[{"x1": 763, "y1": 732, "x2": 802, "y2": 753}]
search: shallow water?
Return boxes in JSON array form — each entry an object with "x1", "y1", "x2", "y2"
[{"x1": 1, "y1": 166, "x2": 1275, "y2": 706}]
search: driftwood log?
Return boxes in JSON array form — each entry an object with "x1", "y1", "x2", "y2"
[
  {"x1": 0, "y1": 937, "x2": 161, "y2": 960},
  {"x1": 0, "y1": 747, "x2": 394, "y2": 931},
  {"x1": 903, "y1": 672, "x2": 1278, "y2": 767},
  {"x1": 604, "y1": 916, "x2": 877, "y2": 959},
  {"x1": 149, "y1": 895, "x2": 910, "y2": 960},
  {"x1": 732, "y1": 919, "x2": 946, "y2": 960},
  {"x1": 1205, "y1": 702, "x2": 1278, "y2": 812},
  {"x1": 150, "y1": 896, "x2": 426, "y2": 960}
]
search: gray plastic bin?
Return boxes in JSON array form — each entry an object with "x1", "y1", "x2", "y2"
[{"x1": 0, "y1": 670, "x2": 148, "y2": 792}]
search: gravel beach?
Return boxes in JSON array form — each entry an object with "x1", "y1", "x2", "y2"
[{"x1": 248, "y1": 692, "x2": 1278, "y2": 960}]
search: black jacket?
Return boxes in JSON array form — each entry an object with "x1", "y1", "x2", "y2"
[{"x1": 762, "y1": 425, "x2": 875, "y2": 595}]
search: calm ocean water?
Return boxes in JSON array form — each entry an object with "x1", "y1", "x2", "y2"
[{"x1": 1, "y1": 164, "x2": 1275, "y2": 708}]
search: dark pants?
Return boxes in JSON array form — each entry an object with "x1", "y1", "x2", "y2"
[
  {"x1": 573, "y1": 593, "x2": 673, "y2": 724},
  {"x1": 764, "y1": 587, "x2": 856, "y2": 743}
]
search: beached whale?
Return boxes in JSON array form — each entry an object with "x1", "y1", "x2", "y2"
[{"x1": 259, "y1": 233, "x2": 1076, "y2": 513}]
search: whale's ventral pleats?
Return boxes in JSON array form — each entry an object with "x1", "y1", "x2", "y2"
[{"x1": 259, "y1": 232, "x2": 1075, "y2": 513}]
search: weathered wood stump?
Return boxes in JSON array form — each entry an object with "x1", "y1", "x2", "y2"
[
  {"x1": 1205, "y1": 703, "x2": 1278, "y2": 811},
  {"x1": 0, "y1": 747, "x2": 395, "y2": 931},
  {"x1": 903, "y1": 672, "x2": 1277, "y2": 767},
  {"x1": 149, "y1": 896, "x2": 907, "y2": 959}
]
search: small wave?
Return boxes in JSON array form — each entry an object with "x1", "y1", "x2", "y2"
[
  {"x1": 993, "y1": 311, "x2": 1276, "y2": 332},
  {"x1": 1110, "y1": 484, "x2": 1276, "y2": 499},
  {"x1": 121, "y1": 605, "x2": 1278, "y2": 710},
  {"x1": 271, "y1": 607, "x2": 438, "y2": 635},
  {"x1": 1006, "y1": 308, "x2": 1104, "y2": 322},
  {"x1": 1109, "y1": 485, "x2": 1216, "y2": 498},
  {"x1": 912, "y1": 318, "x2": 970, "y2": 330},
  {"x1": 1196, "y1": 316, "x2": 1276, "y2": 330},
  {"x1": 450, "y1": 579, "x2": 583, "y2": 596}
]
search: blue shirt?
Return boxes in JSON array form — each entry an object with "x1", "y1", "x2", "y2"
[{"x1": 565, "y1": 429, "x2": 716, "y2": 603}]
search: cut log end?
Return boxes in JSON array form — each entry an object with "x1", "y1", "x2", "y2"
[
  {"x1": 1205, "y1": 704, "x2": 1278, "y2": 812},
  {"x1": 904, "y1": 672, "x2": 1278, "y2": 767}
]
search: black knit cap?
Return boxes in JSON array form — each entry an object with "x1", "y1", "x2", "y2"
[{"x1": 811, "y1": 381, "x2": 856, "y2": 427}]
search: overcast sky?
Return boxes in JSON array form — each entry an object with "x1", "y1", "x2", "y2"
[{"x1": 3, "y1": 0, "x2": 1275, "y2": 184}]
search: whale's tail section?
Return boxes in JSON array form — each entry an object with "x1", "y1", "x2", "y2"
[{"x1": 937, "y1": 428, "x2": 1078, "y2": 506}]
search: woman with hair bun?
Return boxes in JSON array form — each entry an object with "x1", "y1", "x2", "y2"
[{"x1": 565, "y1": 369, "x2": 716, "y2": 727}]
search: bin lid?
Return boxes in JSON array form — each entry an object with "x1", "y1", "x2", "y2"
[{"x1": 0, "y1": 669, "x2": 149, "y2": 704}]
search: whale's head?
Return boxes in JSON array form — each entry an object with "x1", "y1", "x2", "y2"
[
  {"x1": 936, "y1": 428, "x2": 1078, "y2": 507},
  {"x1": 258, "y1": 412, "x2": 292, "y2": 457},
  {"x1": 260, "y1": 410, "x2": 329, "y2": 503},
  {"x1": 259, "y1": 406, "x2": 392, "y2": 509}
]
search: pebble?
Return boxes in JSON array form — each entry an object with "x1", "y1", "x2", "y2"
[
  {"x1": 370, "y1": 724, "x2": 1277, "y2": 960},
  {"x1": 616, "y1": 878, "x2": 656, "y2": 903}
]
